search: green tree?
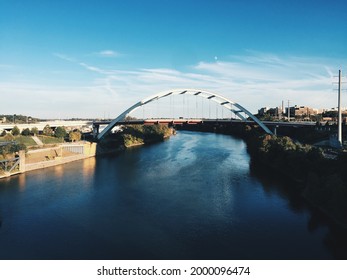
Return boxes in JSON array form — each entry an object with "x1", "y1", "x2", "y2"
[
  {"x1": 21, "y1": 128, "x2": 31, "y2": 136},
  {"x1": 55, "y1": 126, "x2": 67, "y2": 139},
  {"x1": 12, "y1": 126, "x2": 20, "y2": 136},
  {"x1": 30, "y1": 127, "x2": 39, "y2": 136},
  {"x1": 69, "y1": 130, "x2": 81, "y2": 142},
  {"x1": 43, "y1": 125, "x2": 53, "y2": 136}
]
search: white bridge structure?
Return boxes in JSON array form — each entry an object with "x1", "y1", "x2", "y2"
[{"x1": 97, "y1": 89, "x2": 273, "y2": 140}]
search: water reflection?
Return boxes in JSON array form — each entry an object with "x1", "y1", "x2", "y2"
[
  {"x1": 81, "y1": 157, "x2": 96, "y2": 188},
  {"x1": 53, "y1": 164, "x2": 64, "y2": 178},
  {"x1": 0, "y1": 131, "x2": 346, "y2": 259},
  {"x1": 249, "y1": 160, "x2": 347, "y2": 260},
  {"x1": 18, "y1": 174, "x2": 26, "y2": 192}
]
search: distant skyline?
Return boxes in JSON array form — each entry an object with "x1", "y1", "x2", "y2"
[{"x1": 1, "y1": 0, "x2": 347, "y2": 119}]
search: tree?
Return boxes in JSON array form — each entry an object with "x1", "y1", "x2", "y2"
[
  {"x1": 69, "y1": 130, "x2": 81, "y2": 142},
  {"x1": 30, "y1": 127, "x2": 39, "y2": 136},
  {"x1": 21, "y1": 128, "x2": 31, "y2": 136},
  {"x1": 55, "y1": 126, "x2": 67, "y2": 139},
  {"x1": 12, "y1": 126, "x2": 20, "y2": 136},
  {"x1": 43, "y1": 125, "x2": 53, "y2": 136}
]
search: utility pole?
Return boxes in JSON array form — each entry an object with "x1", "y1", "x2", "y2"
[
  {"x1": 282, "y1": 100, "x2": 284, "y2": 119},
  {"x1": 287, "y1": 100, "x2": 290, "y2": 121},
  {"x1": 337, "y1": 69, "x2": 342, "y2": 147}
]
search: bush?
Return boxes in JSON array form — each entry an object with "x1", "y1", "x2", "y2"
[
  {"x1": 69, "y1": 130, "x2": 81, "y2": 142},
  {"x1": 30, "y1": 127, "x2": 39, "y2": 135},
  {"x1": 0, "y1": 142, "x2": 26, "y2": 157},
  {"x1": 12, "y1": 126, "x2": 20, "y2": 136},
  {"x1": 21, "y1": 128, "x2": 31, "y2": 136},
  {"x1": 43, "y1": 125, "x2": 53, "y2": 136},
  {"x1": 55, "y1": 126, "x2": 67, "y2": 139}
]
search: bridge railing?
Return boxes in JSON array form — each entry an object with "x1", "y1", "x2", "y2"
[
  {"x1": 0, "y1": 157, "x2": 20, "y2": 174},
  {"x1": 61, "y1": 144, "x2": 85, "y2": 155}
]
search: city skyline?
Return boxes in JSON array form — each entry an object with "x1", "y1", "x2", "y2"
[{"x1": 1, "y1": 0, "x2": 347, "y2": 119}]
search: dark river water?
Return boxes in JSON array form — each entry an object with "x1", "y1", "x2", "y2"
[{"x1": 0, "y1": 131, "x2": 346, "y2": 260}]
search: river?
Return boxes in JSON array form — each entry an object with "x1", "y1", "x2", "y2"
[{"x1": 0, "y1": 131, "x2": 346, "y2": 259}]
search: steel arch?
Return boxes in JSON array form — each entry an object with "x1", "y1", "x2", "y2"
[{"x1": 97, "y1": 89, "x2": 273, "y2": 140}]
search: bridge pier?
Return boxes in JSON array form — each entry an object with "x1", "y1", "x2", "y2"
[
  {"x1": 19, "y1": 150, "x2": 26, "y2": 173},
  {"x1": 92, "y1": 123, "x2": 100, "y2": 138}
]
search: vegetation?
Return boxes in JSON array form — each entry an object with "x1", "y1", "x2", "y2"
[
  {"x1": 239, "y1": 126, "x2": 347, "y2": 228},
  {"x1": 21, "y1": 128, "x2": 31, "y2": 136},
  {"x1": 38, "y1": 135, "x2": 63, "y2": 145},
  {"x1": 121, "y1": 124, "x2": 173, "y2": 147},
  {"x1": 0, "y1": 134, "x2": 36, "y2": 146},
  {"x1": 69, "y1": 130, "x2": 82, "y2": 142},
  {"x1": 12, "y1": 126, "x2": 20, "y2": 136},
  {"x1": 31, "y1": 127, "x2": 39, "y2": 135},
  {"x1": 179, "y1": 122, "x2": 347, "y2": 228},
  {"x1": 14, "y1": 135, "x2": 37, "y2": 146},
  {"x1": 55, "y1": 126, "x2": 67, "y2": 139},
  {"x1": 0, "y1": 142, "x2": 26, "y2": 161},
  {"x1": 0, "y1": 114, "x2": 39, "y2": 124},
  {"x1": 98, "y1": 124, "x2": 174, "y2": 153},
  {"x1": 43, "y1": 125, "x2": 54, "y2": 136},
  {"x1": 249, "y1": 134, "x2": 324, "y2": 179},
  {"x1": 122, "y1": 133, "x2": 144, "y2": 147}
]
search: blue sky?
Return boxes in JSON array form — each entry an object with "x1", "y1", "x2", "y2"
[{"x1": 1, "y1": 0, "x2": 347, "y2": 119}]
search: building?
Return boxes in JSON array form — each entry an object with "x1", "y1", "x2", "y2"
[
  {"x1": 258, "y1": 106, "x2": 284, "y2": 120},
  {"x1": 286, "y1": 106, "x2": 319, "y2": 119}
]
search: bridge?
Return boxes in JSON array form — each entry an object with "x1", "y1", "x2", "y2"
[
  {"x1": 0, "y1": 120, "x2": 92, "y2": 134},
  {"x1": 95, "y1": 89, "x2": 273, "y2": 140}
]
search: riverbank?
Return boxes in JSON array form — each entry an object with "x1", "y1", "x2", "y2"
[
  {"x1": 98, "y1": 124, "x2": 175, "y2": 152},
  {"x1": 3, "y1": 130, "x2": 345, "y2": 260},
  {"x1": 177, "y1": 123, "x2": 347, "y2": 229},
  {"x1": 245, "y1": 131, "x2": 347, "y2": 229},
  {"x1": 1, "y1": 124, "x2": 175, "y2": 179},
  {"x1": 0, "y1": 142, "x2": 97, "y2": 179}
]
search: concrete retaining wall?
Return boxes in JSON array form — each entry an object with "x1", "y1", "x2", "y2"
[{"x1": 1, "y1": 142, "x2": 98, "y2": 178}]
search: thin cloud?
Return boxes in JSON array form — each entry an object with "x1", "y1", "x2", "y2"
[
  {"x1": 97, "y1": 50, "x2": 121, "y2": 57},
  {"x1": 79, "y1": 62, "x2": 106, "y2": 74},
  {"x1": 53, "y1": 53, "x2": 76, "y2": 63},
  {"x1": 15, "y1": 51, "x2": 344, "y2": 118}
]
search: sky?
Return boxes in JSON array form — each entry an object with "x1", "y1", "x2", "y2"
[{"x1": 1, "y1": 0, "x2": 347, "y2": 119}]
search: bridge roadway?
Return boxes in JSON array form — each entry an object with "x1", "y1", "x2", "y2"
[
  {"x1": 93, "y1": 118, "x2": 317, "y2": 127},
  {"x1": 92, "y1": 118, "x2": 317, "y2": 136},
  {"x1": 0, "y1": 118, "x2": 317, "y2": 135},
  {"x1": 0, "y1": 120, "x2": 93, "y2": 133}
]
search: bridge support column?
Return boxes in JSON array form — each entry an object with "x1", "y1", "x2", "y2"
[
  {"x1": 92, "y1": 124, "x2": 100, "y2": 138},
  {"x1": 19, "y1": 150, "x2": 26, "y2": 173}
]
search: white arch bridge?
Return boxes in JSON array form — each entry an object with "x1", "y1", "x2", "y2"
[{"x1": 96, "y1": 89, "x2": 273, "y2": 140}]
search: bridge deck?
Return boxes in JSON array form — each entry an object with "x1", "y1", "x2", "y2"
[{"x1": 93, "y1": 119, "x2": 317, "y2": 127}]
